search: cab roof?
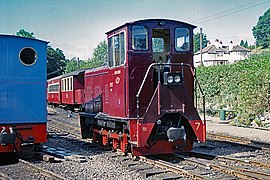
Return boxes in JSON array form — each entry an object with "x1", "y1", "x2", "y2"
[{"x1": 106, "y1": 19, "x2": 196, "y2": 35}]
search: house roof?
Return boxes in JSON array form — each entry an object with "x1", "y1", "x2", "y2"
[
  {"x1": 195, "y1": 44, "x2": 251, "y2": 55},
  {"x1": 230, "y1": 45, "x2": 251, "y2": 52},
  {"x1": 194, "y1": 45, "x2": 219, "y2": 55}
]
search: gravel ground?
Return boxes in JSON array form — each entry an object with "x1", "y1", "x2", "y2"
[
  {"x1": 37, "y1": 107, "x2": 270, "y2": 179},
  {"x1": 40, "y1": 107, "x2": 143, "y2": 179}
]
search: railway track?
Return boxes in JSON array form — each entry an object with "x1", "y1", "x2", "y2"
[
  {"x1": 137, "y1": 150, "x2": 270, "y2": 179},
  {"x1": 178, "y1": 151, "x2": 270, "y2": 179},
  {"x1": 207, "y1": 132, "x2": 270, "y2": 151},
  {"x1": 0, "y1": 159, "x2": 65, "y2": 180},
  {"x1": 46, "y1": 108, "x2": 270, "y2": 179}
]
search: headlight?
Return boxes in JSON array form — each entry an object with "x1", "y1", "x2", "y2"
[
  {"x1": 174, "y1": 75, "x2": 181, "y2": 83},
  {"x1": 167, "y1": 76, "x2": 173, "y2": 83}
]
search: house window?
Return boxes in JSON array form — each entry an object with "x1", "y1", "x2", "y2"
[
  {"x1": 175, "y1": 28, "x2": 190, "y2": 52},
  {"x1": 132, "y1": 26, "x2": 148, "y2": 50},
  {"x1": 217, "y1": 52, "x2": 223, "y2": 57},
  {"x1": 108, "y1": 32, "x2": 126, "y2": 67}
]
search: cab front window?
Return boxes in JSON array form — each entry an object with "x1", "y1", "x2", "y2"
[
  {"x1": 132, "y1": 26, "x2": 148, "y2": 50},
  {"x1": 175, "y1": 28, "x2": 190, "y2": 52}
]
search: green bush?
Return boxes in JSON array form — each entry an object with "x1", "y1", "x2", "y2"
[{"x1": 196, "y1": 54, "x2": 270, "y2": 125}]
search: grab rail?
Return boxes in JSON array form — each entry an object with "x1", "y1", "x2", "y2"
[{"x1": 136, "y1": 63, "x2": 205, "y2": 123}]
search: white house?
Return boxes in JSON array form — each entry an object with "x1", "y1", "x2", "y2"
[{"x1": 194, "y1": 40, "x2": 251, "y2": 67}]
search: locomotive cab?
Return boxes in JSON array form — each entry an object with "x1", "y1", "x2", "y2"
[{"x1": 80, "y1": 19, "x2": 206, "y2": 156}]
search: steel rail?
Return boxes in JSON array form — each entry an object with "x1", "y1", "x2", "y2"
[
  {"x1": 0, "y1": 159, "x2": 65, "y2": 180},
  {"x1": 175, "y1": 152, "x2": 270, "y2": 179},
  {"x1": 176, "y1": 153, "x2": 270, "y2": 180},
  {"x1": 207, "y1": 133, "x2": 270, "y2": 151},
  {"x1": 47, "y1": 124, "x2": 81, "y2": 139},
  {"x1": 189, "y1": 151, "x2": 270, "y2": 169},
  {"x1": 19, "y1": 159, "x2": 66, "y2": 179},
  {"x1": 49, "y1": 118, "x2": 81, "y2": 133},
  {"x1": 139, "y1": 156, "x2": 204, "y2": 180}
]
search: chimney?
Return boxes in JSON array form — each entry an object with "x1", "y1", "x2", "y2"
[
  {"x1": 214, "y1": 39, "x2": 219, "y2": 48},
  {"x1": 229, "y1": 40, "x2": 234, "y2": 51}
]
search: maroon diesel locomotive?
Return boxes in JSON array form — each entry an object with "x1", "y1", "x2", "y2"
[{"x1": 79, "y1": 19, "x2": 206, "y2": 156}]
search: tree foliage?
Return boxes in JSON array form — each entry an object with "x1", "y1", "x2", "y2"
[
  {"x1": 65, "y1": 40, "x2": 107, "y2": 73},
  {"x1": 196, "y1": 54, "x2": 270, "y2": 125},
  {"x1": 16, "y1": 29, "x2": 67, "y2": 79},
  {"x1": 47, "y1": 46, "x2": 67, "y2": 79},
  {"x1": 16, "y1": 29, "x2": 35, "y2": 39},
  {"x1": 240, "y1": 40, "x2": 249, "y2": 48},
  {"x1": 193, "y1": 32, "x2": 208, "y2": 53},
  {"x1": 252, "y1": 8, "x2": 270, "y2": 48}
]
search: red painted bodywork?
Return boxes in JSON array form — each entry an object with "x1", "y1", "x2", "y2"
[
  {"x1": 47, "y1": 70, "x2": 85, "y2": 108},
  {"x1": 61, "y1": 74, "x2": 84, "y2": 105},
  {"x1": 47, "y1": 76, "x2": 61, "y2": 104},
  {"x1": 0, "y1": 123, "x2": 47, "y2": 153}
]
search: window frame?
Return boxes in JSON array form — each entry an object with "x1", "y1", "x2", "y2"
[
  {"x1": 174, "y1": 27, "x2": 191, "y2": 52},
  {"x1": 108, "y1": 31, "x2": 126, "y2": 68},
  {"x1": 48, "y1": 83, "x2": 59, "y2": 92},
  {"x1": 131, "y1": 25, "x2": 149, "y2": 51},
  {"x1": 19, "y1": 47, "x2": 38, "y2": 66}
]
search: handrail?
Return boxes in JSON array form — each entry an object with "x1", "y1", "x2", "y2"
[
  {"x1": 136, "y1": 63, "x2": 205, "y2": 122},
  {"x1": 194, "y1": 78, "x2": 206, "y2": 122}
]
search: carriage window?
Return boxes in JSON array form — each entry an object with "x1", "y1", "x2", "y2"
[
  {"x1": 19, "y1": 47, "x2": 37, "y2": 66},
  {"x1": 175, "y1": 28, "x2": 190, "y2": 52},
  {"x1": 132, "y1": 26, "x2": 148, "y2": 50},
  {"x1": 108, "y1": 32, "x2": 125, "y2": 67},
  {"x1": 48, "y1": 84, "x2": 59, "y2": 92},
  {"x1": 70, "y1": 77, "x2": 73, "y2": 91},
  {"x1": 152, "y1": 38, "x2": 164, "y2": 52},
  {"x1": 67, "y1": 78, "x2": 70, "y2": 91}
]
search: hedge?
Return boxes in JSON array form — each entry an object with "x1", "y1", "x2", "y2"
[{"x1": 196, "y1": 54, "x2": 270, "y2": 125}]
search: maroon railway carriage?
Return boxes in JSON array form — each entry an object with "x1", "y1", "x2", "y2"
[
  {"x1": 80, "y1": 19, "x2": 206, "y2": 156},
  {"x1": 47, "y1": 75, "x2": 62, "y2": 106},
  {"x1": 60, "y1": 69, "x2": 85, "y2": 110}
]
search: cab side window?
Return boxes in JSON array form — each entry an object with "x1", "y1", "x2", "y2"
[
  {"x1": 175, "y1": 28, "x2": 190, "y2": 52},
  {"x1": 132, "y1": 26, "x2": 148, "y2": 50},
  {"x1": 108, "y1": 32, "x2": 126, "y2": 67}
]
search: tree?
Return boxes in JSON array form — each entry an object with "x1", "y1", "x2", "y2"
[
  {"x1": 240, "y1": 40, "x2": 245, "y2": 47},
  {"x1": 47, "y1": 46, "x2": 67, "y2": 79},
  {"x1": 244, "y1": 41, "x2": 248, "y2": 48},
  {"x1": 16, "y1": 29, "x2": 35, "y2": 39},
  {"x1": 65, "y1": 40, "x2": 108, "y2": 74},
  {"x1": 91, "y1": 40, "x2": 108, "y2": 64},
  {"x1": 240, "y1": 40, "x2": 249, "y2": 48},
  {"x1": 193, "y1": 32, "x2": 208, "y2": 52},
  {"x1": 15, "y1": 29, "x2": 67, "y2": 79},
  {"x1": 252, "y1": 8, "x2": 270, "y2": 48}
]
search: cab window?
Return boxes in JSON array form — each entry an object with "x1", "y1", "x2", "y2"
[
  {"x1": 175, "y1": 28, "x2": 190, "y2": 52},
  {"x1": 108, "y1": 32, "x2": 126, "y2": 67},
  {"x1": 132, "y1": 26, "x2": 148, "y2": 50},
  {"x1": 152, "y1": 38, "x2": 164, "y2": 52}
]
